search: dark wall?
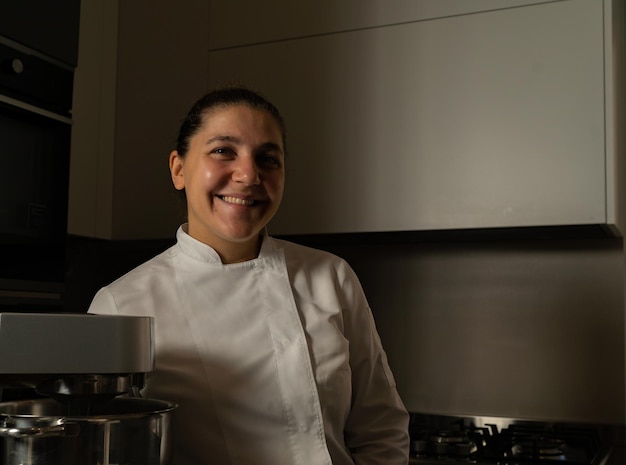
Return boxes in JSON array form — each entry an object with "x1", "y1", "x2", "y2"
[{"x1": 64, "y1": 235, "x2": 174, "y2": 313}]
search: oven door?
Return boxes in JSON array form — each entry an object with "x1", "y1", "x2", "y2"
[
  {"x1": 0, "y1": 42, "x2": 73, "y2": 310},
  {"x1": 0, "y1": 98, "x2": 71, "y2": 242},
  {"x1": 0, "y1": 97, "x2": 71, "y2": 309}
]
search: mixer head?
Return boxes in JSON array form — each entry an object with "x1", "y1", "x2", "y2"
[{"x1": 0, "y1": 312, "x2": 154, "y2": 413}]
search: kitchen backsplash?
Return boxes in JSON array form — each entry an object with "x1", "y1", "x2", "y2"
[
  {"x1": 330, "y1": 234, "x2": 624, "y2": 425},
  {"x1": 65, "y1": 230, "x2": 625, "y2": 425}
]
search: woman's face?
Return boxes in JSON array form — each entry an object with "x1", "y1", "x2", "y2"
[{"x1": 169, "y1": 104, "x2": 285, "y2": 256}]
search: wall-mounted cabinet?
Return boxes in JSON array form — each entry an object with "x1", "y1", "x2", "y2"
[
  {"x1": 68, "y1": 0, "x2": 210, "y2": 240},
  {"x1": 208, "y1": 0, "x2": 624, "y2": 236},
  {"x1": 208, "y1": 0, "x2": 556, "y2": 50}
]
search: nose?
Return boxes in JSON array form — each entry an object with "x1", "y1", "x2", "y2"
[{"x1": 232, "y1": 156, "x2": 261, "y2": 185}]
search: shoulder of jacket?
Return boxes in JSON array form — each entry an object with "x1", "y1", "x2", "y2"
[
  {"x1": 106, "y1": 245, "x2": 176, "y2": 288},
  {"x1": 267, "y1": 237, "x2": 358, "y2": 281},
  {"x1": 269, "y1": 237, "x2": 340, "y2": 260}
]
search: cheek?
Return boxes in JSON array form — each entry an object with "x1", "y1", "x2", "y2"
[
  {"x1": 277, "y1": 175, "x2": 286, "y2": 198},
  {"x1": 188, "y1": 163, "x2": 216, "y2": 189},
  {"x1": 270, "y1": 169, "x2": 285, "y2": 192},
  {"x1": 201, "y1": 161, "x2": 229, "y2": 185},
  {"x1": 276, "y1": 181, "x2": 285, "y2": 199}
]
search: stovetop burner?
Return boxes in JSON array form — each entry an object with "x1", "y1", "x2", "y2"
[
  {"x1": 413, "y1": 429, "x2": 478, "y2": 459},
  {"x1": 408, "y1": 413, "x2": 618, "y2": 465}
]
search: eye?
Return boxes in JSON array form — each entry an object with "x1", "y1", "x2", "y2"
[
  {"x1": 211, "y1": 147, "x2": 236, "y2": 158},
  {"x1": 257, "y1": 154, "x2": 282, "y2": 169}
]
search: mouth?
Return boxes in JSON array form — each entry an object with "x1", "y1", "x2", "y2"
[{"x1": 217, "y1": 195, "x2": 258, "y2": 206}]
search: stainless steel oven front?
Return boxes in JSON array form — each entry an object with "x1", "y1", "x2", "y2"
[{"x1": 0, "y1": 39, "x2": 73, "y2": 310}]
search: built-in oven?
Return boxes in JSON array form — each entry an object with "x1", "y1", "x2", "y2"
[{"x1": 0, "y1": 39, "x2": 74, "y2": 311}]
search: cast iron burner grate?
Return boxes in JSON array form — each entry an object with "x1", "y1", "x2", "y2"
[
  {"x1": 485, "y1": 423, "x2": 601, "y2": 463},
  {"x1": 409, "y1": 414, "x2": 610, "y2": 465}
]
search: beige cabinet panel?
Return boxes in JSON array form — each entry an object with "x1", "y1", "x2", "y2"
[
  {"x1": 69, "y1": 0, "x2": 210, "y2": 239},
  {"x1": 209, "y1": 0, "x2": 555, "y2": 50},
  {"x1": 209, "y1": 0, "x2": 615, "y2": 235}
]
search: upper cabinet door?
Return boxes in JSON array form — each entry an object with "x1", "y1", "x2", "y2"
[
  {"x1": 208, "y1": 0, "x2": 614, "y2": 235},
  {"x1": 208, "y1": 0, "x2": 556, "y2": 49}
]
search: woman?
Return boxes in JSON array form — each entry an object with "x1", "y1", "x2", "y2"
[{"x1": 88, "y1": 87, "x2": 409, "y2": 464}]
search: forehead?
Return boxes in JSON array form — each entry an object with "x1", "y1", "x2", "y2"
[{"x1": 200, "y1": 104, "x2": 283, "y2": 142}]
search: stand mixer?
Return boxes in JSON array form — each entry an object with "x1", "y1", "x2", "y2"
[
  {"x1": 0, "y1": 312, "x2": 153, "y2": 410},
  {"x1": 0, "y1": 312, "x2": 175, "y2": 465}
]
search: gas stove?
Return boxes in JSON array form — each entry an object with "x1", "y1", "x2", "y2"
[{"x1": 408, "y1": 413, "x2": 624, "y2": 465}]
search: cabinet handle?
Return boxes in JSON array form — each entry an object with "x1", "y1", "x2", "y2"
[{"x1": 0, "y1": 94, "x2": 71, "y2": 124}]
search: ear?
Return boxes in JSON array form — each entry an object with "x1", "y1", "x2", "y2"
[{"x1": 169, "y1": 150, "x2": 185, "y2": 190}]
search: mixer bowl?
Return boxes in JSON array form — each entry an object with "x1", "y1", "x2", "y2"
[{"x1": 0, "y1": 397, "x2": 176, "y2": 465}]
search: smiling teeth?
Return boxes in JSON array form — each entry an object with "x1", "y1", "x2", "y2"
[{"x1": 221, "y1": 195, "x2": 255, "y2": 206}]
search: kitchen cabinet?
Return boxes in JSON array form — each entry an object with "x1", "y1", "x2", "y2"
[
  {"x1": 68, "y1": 0, "x2": 209, "y2": 240},
  {"x1": 208, "y1": 0, "x2": 555, "y2": 50},
  {"x1": 208, "y1": 0, "x2": 625, "y2": 236}
]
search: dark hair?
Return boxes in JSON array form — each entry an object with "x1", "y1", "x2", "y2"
[{"x1": 175, "y1": 86, "x2": 287, "y2": 156}]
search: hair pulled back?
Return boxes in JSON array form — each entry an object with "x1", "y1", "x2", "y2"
[{"x1": 175, "y1": 87, "x2": 287, "y2": 157}]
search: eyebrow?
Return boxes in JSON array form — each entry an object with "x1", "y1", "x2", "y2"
[{"x1": 205, "y1": 135, "x2": 240, "y2": 145}]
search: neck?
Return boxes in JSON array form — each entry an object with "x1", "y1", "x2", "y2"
[
  {"x1": 216, "y1": 235, "x2": 262, "y2": 264},
  {"x1": 183, "y1": 224, "x2": 264, "y2": 264}
]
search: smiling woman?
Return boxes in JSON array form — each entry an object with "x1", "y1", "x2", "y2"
[
  {"x1": 88, "y1": 86, "x2": 409, "y2": 465},
  {"x1": 169, "y1": 100, "x2": 285, "y2": 264}
]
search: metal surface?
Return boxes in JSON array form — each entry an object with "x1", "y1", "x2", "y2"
[
  {"x1": 0, "y1": 313, "x2": 154, "y2": 377},
  {"x1": 0, "y1": 94, "x2": 72, "y2": 124},
  {"x1": 0, "y1": 397, "x2": 175, "y2": 465}
]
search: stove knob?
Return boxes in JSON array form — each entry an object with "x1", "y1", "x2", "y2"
[
  {"x1": 2, "y1": 58, "x2": 24, "y2": 75},
  {"x1": 11, "y1": 58, "x2": 24, "y2": 74},
  {"x1": 411, "y1": 439, "x2": 427, "y2": 455}
]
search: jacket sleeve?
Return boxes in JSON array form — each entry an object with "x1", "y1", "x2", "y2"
[{"x1": 339, "y1": 261, "x2": 410, "y2": 465}]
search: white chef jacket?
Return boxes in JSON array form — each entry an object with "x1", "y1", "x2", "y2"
[{"x1": 88, "y1": 225, "x2": 409, "y2": 465}]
